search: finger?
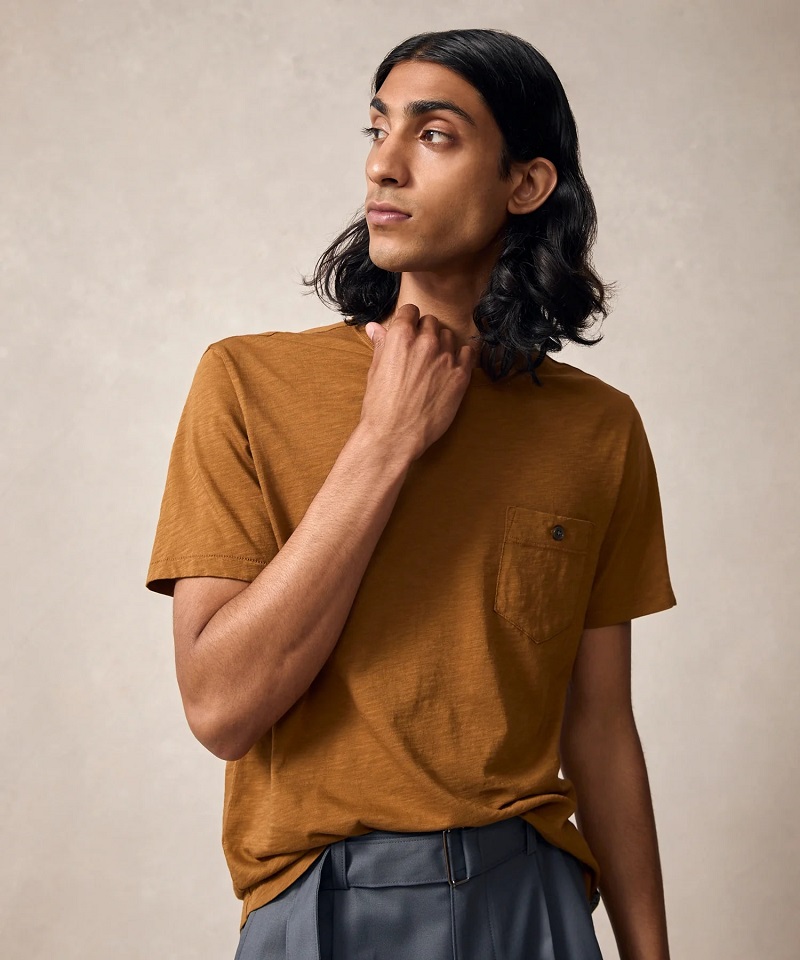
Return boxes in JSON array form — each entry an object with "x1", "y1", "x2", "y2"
[
  {"x1": 458, "y1": 339, "x2": 480, "y2": 369},
  {"x1": 365, "y1": 322, "x2": 385, "y2": 346},
  {"x1": 393, "y1": 303, "x2": 421, "y2": 329},
  {"x1": 418, "y1": 313, "x2": 440, "y2": 335},
  {"x1": 438, "y1": 326, "x2": 457, "y2": 353}
]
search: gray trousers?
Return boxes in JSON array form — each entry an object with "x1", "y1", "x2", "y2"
[{"x1": 233, "y1": 816, "x2": 603, "y2": 959}]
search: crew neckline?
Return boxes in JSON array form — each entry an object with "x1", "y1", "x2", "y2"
[
  {"x1": 348, "y1": 320, "x2": 546, "y2": 389},
  {"x1": 349, "y1": 320, "x2": 497, "y2": 386}
]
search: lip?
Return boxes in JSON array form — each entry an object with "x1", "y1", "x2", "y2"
[
  {"x1": 367, "y1": 200, "x2": 411, "y2": 215},
  {"x1": 367, "y1": 209, "x2": 412, "y2": 224}
]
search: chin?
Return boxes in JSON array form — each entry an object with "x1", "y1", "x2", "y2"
[{"x1": 368, "y1": 243, "x2": 425, "y2": 273}]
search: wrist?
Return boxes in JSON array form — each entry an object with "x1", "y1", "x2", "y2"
[{"x1": 351, "y1": 419, "x2": 416, "y2": 472}]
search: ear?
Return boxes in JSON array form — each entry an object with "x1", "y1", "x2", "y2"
[{"x1": 507, "y1": 157, "x2": 558, "y2": 216}]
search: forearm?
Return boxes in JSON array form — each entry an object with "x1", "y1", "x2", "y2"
[
  {"x1": 189, "y1": 421, "x2": 413, "y2": 760},
  {"x1": 560, "y1": 713, "x2": 671, "y2": 960}
]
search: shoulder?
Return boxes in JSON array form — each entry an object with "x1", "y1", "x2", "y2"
[
  {"x1": 206, "y1": 320, "x2": 363, "y2": 374},
  {"x1": 539, "y1": 353, "x2": 639, "y2": 433},
  {"x1": 195, "y1": 321, "x2": 369, "y2": 407}
]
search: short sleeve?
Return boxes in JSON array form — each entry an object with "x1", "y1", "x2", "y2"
[
  {"x1": 582, "y1": 399, "x2": 677, "y2": 628},
  {"x1": 145, "y1": 344, "x2": 279, "y2": 597}
]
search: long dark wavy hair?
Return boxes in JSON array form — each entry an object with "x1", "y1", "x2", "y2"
[{"x1": 300, "y1": 28, "x2": 614, "y2": 385}]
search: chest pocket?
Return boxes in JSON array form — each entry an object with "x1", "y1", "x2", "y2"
[{"x1": 494, "y1": 506, "x2": 594, "y2": 644}]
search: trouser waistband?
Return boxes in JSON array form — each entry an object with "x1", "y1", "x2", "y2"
[
  {"x1": 285, "y1": 816, "x2": 538, "y2": 959},
  {"x1": 321, "y1": 815, "x2": 537, "y2": 889}
]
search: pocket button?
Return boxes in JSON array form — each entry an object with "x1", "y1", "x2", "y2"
[{"x1": 551, "y1": 524, "x2": 565, "y2": 541}]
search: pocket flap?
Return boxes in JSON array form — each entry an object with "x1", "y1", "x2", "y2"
[{"x1": 504, "y1": 506, "x2": 593, "y2": 555}]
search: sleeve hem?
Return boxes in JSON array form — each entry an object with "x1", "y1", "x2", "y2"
[
  {"x1": 145, "y1": 554, "x2": 269, "y2": 597},
  {"x1": 582, "y1": 587, "x2": 677, "y2": 630}
]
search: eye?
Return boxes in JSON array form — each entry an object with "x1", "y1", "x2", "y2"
[
  {"x1": 360, "y1": 126, "x2": 454, "y2": 144},
  {"x1": 420, "y1": 129, "x2": 453, "y2": 143},
  {"x1": 360, "y1": 125, "x2": 386, "y2": 142}
]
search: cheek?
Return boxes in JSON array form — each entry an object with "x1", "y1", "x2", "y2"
[
  {"x1": 429, "y1": 168, "x2": 506, "y2": 235},
  {"x1": 430, "y1": 200, "x2": 503, "y2": 249}
]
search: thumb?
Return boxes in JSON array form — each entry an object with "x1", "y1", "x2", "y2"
[{"x1": 364, "y1": 322, "x2": 385, "y2": 345}]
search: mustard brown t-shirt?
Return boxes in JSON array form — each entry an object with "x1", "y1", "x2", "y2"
[{"x1": 145, "y1": 319, "x2": 677, "y2": 930}]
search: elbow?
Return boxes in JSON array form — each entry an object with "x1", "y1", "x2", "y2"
[
  {"x1": 186, "y1": 705, "x2": 256, "y2": 762},
  {"x1": 205, "y1": 732, "x2": 248, "y2": 763},
  {"x1": 185, "y1": 710, "x2": 250, "y2": 760},
  {"x1": 177, "y1": 669, "x2": 252, "y2": 760}
]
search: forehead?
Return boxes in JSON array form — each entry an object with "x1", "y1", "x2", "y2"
[{"x1": 372, "y1": 60, "x2": 489, "y2": 126}]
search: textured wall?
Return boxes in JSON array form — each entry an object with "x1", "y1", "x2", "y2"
[{"x1": 2, "y1": 2, "x2": 798, "y2": 958}]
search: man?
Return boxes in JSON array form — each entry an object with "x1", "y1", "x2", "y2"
[{"x1": 146, "y1": 28, "x2": 677, "y2": 960}]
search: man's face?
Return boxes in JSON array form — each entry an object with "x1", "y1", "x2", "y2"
[{"x1": 364, "y1": 60, "x2": 512, "y2": 276}]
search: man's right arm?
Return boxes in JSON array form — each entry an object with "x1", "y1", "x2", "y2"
[
  {"x1": 173, "y1": 305, "x2": 477, "y2": 761},
  {"x1": 174, "y1": 420, "x2": 413, "y2": 761}
]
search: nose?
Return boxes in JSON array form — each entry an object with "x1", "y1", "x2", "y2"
[{"x1": 366, "y1": 133, "x2": 410, "y2": 187}]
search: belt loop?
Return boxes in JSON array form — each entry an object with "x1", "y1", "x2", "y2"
[
  {"x1": 525, "y1": 820, "x2": 537, "y2": 856},
  {"x1": 442, "y1": 828, "x2": 470, "y2": 886},
  {"x1": 330, "y1": 838, "x2": 349, "y2": 889}
]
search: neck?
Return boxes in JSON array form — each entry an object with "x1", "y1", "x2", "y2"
[{"x1": 381, "y1": 272, "x2": 491, "y2": 351}]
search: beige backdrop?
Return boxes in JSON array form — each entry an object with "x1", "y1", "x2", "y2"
[{"x1": 2, "y1": 1, "x2": 798, "y2": 958}]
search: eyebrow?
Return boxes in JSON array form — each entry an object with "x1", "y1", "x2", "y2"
[{"x1": 369, "y1": 95, "x2": 477, "y2": 128}]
